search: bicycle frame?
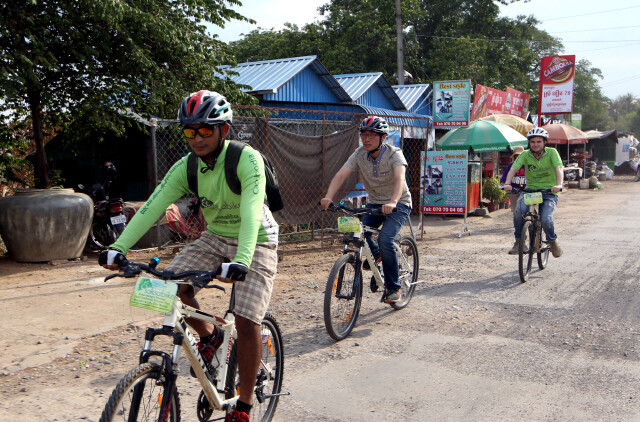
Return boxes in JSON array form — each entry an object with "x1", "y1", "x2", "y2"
[
  {"x1": 138, "y1": 294, "x2": 238, "y2": 413},
  {"x1": 344, "y1": 219, "x2": 419, "y2": 293}
]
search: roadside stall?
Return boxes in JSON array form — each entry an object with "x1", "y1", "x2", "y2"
[
  {"x1": 542, "y1": 123, "x2": 588, "y2": 183},
  {"x1": 435, "y1": 120, "x2": 528, "y2": 214}
]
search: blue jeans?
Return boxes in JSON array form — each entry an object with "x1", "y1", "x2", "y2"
[
  {"x1": 513, "y1": 193, "x2": 558, "y2": 242},
  {"x1": 361, "y1": 203, "x2": 411, "y2": 291}
]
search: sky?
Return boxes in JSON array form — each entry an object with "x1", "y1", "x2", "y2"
[{"x1": 211, "y1": 0, "x2": 640, "y2": 101}]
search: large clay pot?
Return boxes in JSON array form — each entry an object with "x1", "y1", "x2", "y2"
[{"x1": 0, "y1": 188, "x2": 93, "y2": 262}]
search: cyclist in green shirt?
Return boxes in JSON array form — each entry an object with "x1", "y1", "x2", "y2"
[
  {"x1": 99, "y1": 90, "x2": 278, "y2": 422},
  {"x1": 504, "y1": 127, "x2": 564, "y2": 258}
]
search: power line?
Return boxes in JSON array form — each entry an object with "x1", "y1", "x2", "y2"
[
  {"x1": 573, "y1": 41, "x2": 640, "y2": 53},
  {"x1": 552, "y1": 24, "x2": 640, "y2": 33},
  {"x1": 415, "y1": 34, "x2": 640, "y2": 44},
  {"x1": 601, "y1": 74, "x2": 640, "y2": 87},
  {"x1": 542, "y1": 5, "x2": 640, "y2": 21}
]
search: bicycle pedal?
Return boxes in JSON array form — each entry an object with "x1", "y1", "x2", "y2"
[{"x1": 370, "y1": 275, "x2": 379, "y2": 293}]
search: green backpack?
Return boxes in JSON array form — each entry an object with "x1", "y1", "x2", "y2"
[{"x1": 186, "y1": 140, "x2": 284, "y2": 212}]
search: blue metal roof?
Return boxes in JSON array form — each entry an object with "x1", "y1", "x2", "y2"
[
  {"x1": 359, "y1": 105, "x2": 431, "y2": 128},
  {"x1": 393, "y1": 84, "x2": 432, "y2": 115},
  {"x1": 259, "y1": 101, "x2": 431, "y2": 129},
  {"x1": 220, "y1": 56, "x2": 351, "y2": 103},
  {"x1": 334, "y1": 73, "x2": 406, "y2": 111}
]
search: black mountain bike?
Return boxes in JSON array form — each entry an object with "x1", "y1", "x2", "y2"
[{"x1": 513, "y1": 188, "x2": 552, "y2": 282}]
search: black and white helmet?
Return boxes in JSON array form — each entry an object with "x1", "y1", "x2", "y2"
[
  {"x1": 359, "y1": 116, "x2": 390, "y2": 134},
  {"x1": 178, "y1": 90, "x2": 232, "y2": 125},
  {"x1": 526, "y1": 127, "x2": 549, "y2": 140}
]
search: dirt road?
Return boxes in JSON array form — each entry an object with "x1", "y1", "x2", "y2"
[{"x1": 1, "y1": 177, "x2": 639, "y2": 421}]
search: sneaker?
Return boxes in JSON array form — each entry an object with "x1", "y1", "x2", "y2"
[
  {"x1": 362, "y1": 255, "x2": 381, "y2": 270},
  {"x1": 226, "y1": 410, "x2": 250, "y2": 422},
  {"x1": 549, "y1": 239, "x2": 563, "y2": 258},
  {"x1": 507, "y1": 239, "x2": 520, "y2": 255},
  {"x1": 384, "y1": 289, "x2": 401, "y2": 304},
  {"x1": 190, "y1": 327, "x2": 223, "y2": 378}
]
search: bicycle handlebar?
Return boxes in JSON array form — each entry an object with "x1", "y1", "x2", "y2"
[
  {"x1": 103, "y1": 258, "x2": 225, "y2": 292},
  {"x1": 324, "y1": 202, "x2": 395, "y2": 216},
  {"x1": 509, "y1": 188, "x2": 553, "y2": 194}
]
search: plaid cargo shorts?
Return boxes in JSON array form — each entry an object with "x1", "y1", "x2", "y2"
[{"x1": 166, "y1": 231, "x2": 278, "y2": 325}]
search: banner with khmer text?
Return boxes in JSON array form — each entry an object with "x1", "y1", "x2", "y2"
[
  {"x1": 421, "y1": 150, "x2": 468, "y2": 215},
  {"x1": 539, "y1": 55, "x2": 576, "y2": 115}
]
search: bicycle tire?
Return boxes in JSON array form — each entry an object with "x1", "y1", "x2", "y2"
[
  {"x1": 323, "y1": 253, "x2": 363, "y2": 341},
  {"x1": 225, "y1": 313, "x2": 284, "y2": 422},
  {"x1": 390, "y1": 235, "x2": 418, "y2": 310},
  {"x1": 99, "y1": 362, "x2": 180, "y2": 422},
  {"x1": 518, "y1": 220, "x2": 534, "y2": 283},
  {"x1": 537, "y1": 223, "x2": 550, "y2": 270}
]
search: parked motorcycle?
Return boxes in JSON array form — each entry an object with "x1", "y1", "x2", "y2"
[{"x1": 77, "y1": 162, "x2": 127, "y2": 250}]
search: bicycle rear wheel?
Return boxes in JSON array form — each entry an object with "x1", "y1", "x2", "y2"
[
  {"x1": 390, "y1": 235, "x2": 418, "y2": 310},
  {"x1": 99, "y1": 362, "x2": 180, "y2": 422},
  {"x1": 225, "y1": 313, "x2": 284, "y2": 422},
  {"x1": 518, "y1": 220, "x2": 534, "y2": 283},
  {"x1": 537, "y1": 224, "x2": 550, "y2": 269},
  {"x1": 323, "y1": 253, "x2": 363, "y2": 341}
]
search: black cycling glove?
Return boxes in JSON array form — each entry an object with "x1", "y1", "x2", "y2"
[
  {"x1": 99, "y1": 249, "x2": 126, "y2": 268},
  {"x1": 218, "y1": 262, "x2": 249, "y2": 281}
]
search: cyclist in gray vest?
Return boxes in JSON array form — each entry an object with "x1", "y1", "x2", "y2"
[{"x1": 321, "y1": 116, "x2": 412, "y2": 304}]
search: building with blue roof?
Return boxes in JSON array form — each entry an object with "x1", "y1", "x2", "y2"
[
  {"x1": 333, "y1": 72, "x2": 406, "y2": 111},
  {"x1": 221, "y1": 55, "x2": 430, "y2": 131},
  {"x1": 393, "y1": 84, "x2": 433, "y2": 116}
]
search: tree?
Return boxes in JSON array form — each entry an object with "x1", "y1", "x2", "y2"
[
  {"x1": 230, "y1": 0, "x2": 561, "y2": 96},
  {"x1": 572, "y1": 60, "x2": 612, "y2": 131},
  {"x1": 609, "y1": 94, "x2": 637, "y2": 124},
  {"x1": 0, "y1": 0, "x2": 256, "y2": 188}
]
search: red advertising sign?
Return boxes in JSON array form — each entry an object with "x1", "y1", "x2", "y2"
[
  {"x1": 505, "y1": 87, "x2": 530, "y2": 118},
  {"x1": 470, "y1": 84, "x2": 507, "y2": 121},
  {"x1": 538, "y1": 55, "x2": 576, "y2": 115}
]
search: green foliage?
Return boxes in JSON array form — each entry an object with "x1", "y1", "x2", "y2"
[
  {"x1": 0, "y1": 0, "x2": 257, "y2": 188},
  {"x1": 482, "y1": 176, "x2": 504, "y2": 203},
  {"x1": 572, "y1": 60, "x2": 613, "y2": 131},
  {"x1": 230, "y1": 0, "x2": 562, "y2": 93}
]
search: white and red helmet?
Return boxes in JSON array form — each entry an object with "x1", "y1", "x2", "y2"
[{"x1": 178, "y1": 90, "x2": 232, "y2": 125}]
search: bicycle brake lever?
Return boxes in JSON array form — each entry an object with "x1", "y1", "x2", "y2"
[
  {"x1": 103, "y1": 273, "x2": 119, "y2": 282},
  {"x1": 204, "y1": 284, "x2": 226, "y2": 292}
]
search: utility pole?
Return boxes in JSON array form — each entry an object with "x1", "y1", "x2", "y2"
[{"x1": 395, "y1": 0, "x2": 404, "y2": 85}]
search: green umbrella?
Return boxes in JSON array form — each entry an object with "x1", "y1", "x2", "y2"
[{"x1": 436, "y1": 120, "x2": 528, "y2": 153}]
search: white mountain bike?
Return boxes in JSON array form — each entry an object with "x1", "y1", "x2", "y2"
[
  {"x1": 99, "y1": 258, "x2": 286, "y2": 422},
  {"x1": 322, "y1": 203, "x2": 421, "y2": 341}
]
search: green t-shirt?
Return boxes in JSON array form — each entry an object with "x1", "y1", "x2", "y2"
[
  {"x1": 511, "y1": 147, "x2": 563, "y2": 191},
  {"x1": 111, "y1": 141, "x2": 278, "y2": 266}
]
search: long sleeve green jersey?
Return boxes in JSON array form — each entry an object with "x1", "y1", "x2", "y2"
[{"x1": 111, "y1": 141, "x2": 278, "y2": 266}]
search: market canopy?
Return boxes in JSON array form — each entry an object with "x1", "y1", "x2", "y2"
[
  {"x1": 584, "y1": 129, "x2": 618, "y2": 143},
  {"x1": 542, "y1": 123, "x2": 588, "y2": 145},
  {"x1": 436, "y1": 120, "x2": 528, "y2": 153},
  {"x1": 479, "y1": 113, "x2": 534, "y2": 135}
]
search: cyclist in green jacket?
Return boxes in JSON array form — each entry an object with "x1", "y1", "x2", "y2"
[
  {"x1": 99, "y1": 90, "x2": 278, "y2": 422},
  {"x1": 504, "y1": 127, "x2": 564, "y2": 258}
]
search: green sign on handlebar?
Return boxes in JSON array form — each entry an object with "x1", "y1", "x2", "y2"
[{"x1": 130, "y1": 277, "x2": 178, "y2": 313}]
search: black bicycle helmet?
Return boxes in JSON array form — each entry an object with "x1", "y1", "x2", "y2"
[
  {"x1": 178, "y1": 90, "x2": 233, "y2": 125},
  {"x1": 359, "y1": 116, "x2": 390, "y2": 134}
]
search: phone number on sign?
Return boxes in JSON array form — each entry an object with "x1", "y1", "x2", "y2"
[{"x1": 422, "y1": 206, "x2": 466, "y2": 214}]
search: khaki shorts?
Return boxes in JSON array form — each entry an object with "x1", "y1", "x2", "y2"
[{"x1": 166, "y1": 231, "x2": 277, "y2": 325}]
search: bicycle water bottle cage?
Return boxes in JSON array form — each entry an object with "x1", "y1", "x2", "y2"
[{"x1": 523, "y1": 192, "x2": 543, "y2": 205}]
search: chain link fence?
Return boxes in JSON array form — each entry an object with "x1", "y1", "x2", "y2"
[{"x1": 146, "y1": 105, "x2": 430, "y2": 249}]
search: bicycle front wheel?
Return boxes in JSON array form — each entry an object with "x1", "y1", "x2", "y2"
[
  {"x1": 99, "y1": 363, "x2": 180, "y2": 422},
  {"x1": 390, "y1": 235, "x2": 419, "y2": 310},
  {"x1": 537, "y1": 224, "x2": 550, "y2": 270},
  {"x1": 518, "y1": 220, "x2": 534, "y2": 283},
  {"x1": 323, "y1": 253, "x2": 363, "y2": 341},
  {"x1": 225, "y1": 313, "x2": 284, "y2": 422}
]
